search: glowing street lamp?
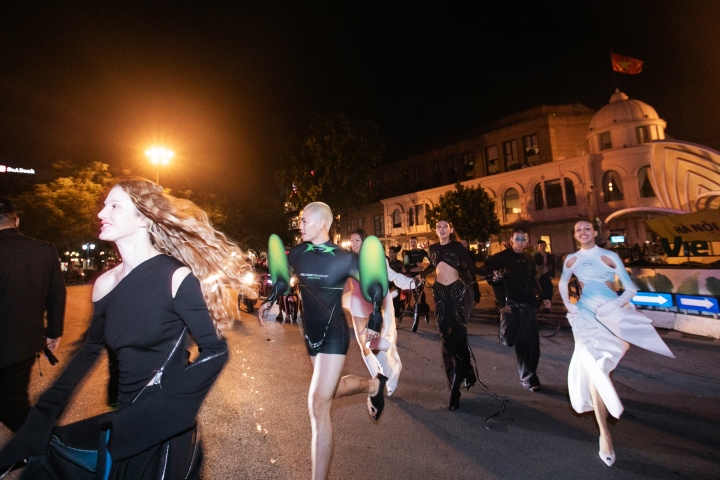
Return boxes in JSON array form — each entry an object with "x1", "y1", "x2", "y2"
[
  {"x1": 145, "y1": 146, "x2": 174, "y2": 184},
  {"x1": 82, "y1": 243, "x2": 95, "y2": 269}
]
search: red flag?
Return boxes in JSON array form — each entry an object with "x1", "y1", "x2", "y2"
[{"x1": 611, "y1": 53, "x2": 643, "y2": 74}]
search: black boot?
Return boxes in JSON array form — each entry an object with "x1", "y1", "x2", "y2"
[
  {"x1": 448, "y1": 386, "x2": 461, "y2": 411},
  {"x1": 411, "y1": 312, "x2": 419, "y2": 332}
]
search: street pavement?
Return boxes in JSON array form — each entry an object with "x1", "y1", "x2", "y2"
[{"x1": 1, "y1": 283, "x2": 719, "y2": 479}]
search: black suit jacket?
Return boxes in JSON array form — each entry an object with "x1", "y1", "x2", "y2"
[{"x1": 0, "y1": 228, "x2": 66, "y2": 368}]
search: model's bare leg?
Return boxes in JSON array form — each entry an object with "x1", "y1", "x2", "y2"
[
  {"x1": 590, "y1": 381, "x2": 613, "y2": 455},
  {"x1": 351, "y1": 315, "x2": 371, "y2": 356},
  {"x1": 308, "y1": 353, "x2": 344, "y2": 480},
  {"x1": 307, "y1": 354, "x2": 379, "y2": 480}
]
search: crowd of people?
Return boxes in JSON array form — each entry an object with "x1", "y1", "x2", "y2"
[{"x1": 0, "y1": 188, "x2": 675, "y2": 479}]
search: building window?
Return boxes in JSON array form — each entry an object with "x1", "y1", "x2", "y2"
[
  {"x1": 504, "y1": 188, "x2": 521, "y2": 214},
  {"x1": 533, "y1": 178, "x2": 577, "y2": 210},
  {"x1": 447, "y1": 157, "x2": 458, "y2": 183},
  {"x1": 523, "y1": 134, "x2": 540, "y2": 164},
  {"x1": 546, "y1": 179, "x2": 563, "y2": 209},
  {"x1": 599, "y1": 132, "x2": 612, "y2": 151},
  {"x1": 462, "y1": 152, "x2": 475, "y2": 179},
  {"x1": 414, "y1": 204, "x2": 426, "y2": 226},
  {"x1": 638, "y1": 166, "x2": 656, "y2": 198},
  {"x1": 346, "y1": 220, "x2": 353, "y2": 234},
  {"x1": 564, "y1": 178, "x2": 577, "y2": 206},
  {"x1": 533, "y1": 184, "x2": 544, "y2": 210},
  {"x1": 392, "y1": 209, "x2": 402, "y2": 228},
  {"x1": 413, "y1": 166, "x2": 423, "y2": 187},
  {"x1": 373, "y1": 215, "x2": 384, "y2": 237},
  {"x1": 486, "y1": 145, "x2": 499, "y2": 175},
  {"x1": 408, "y1": 206, "x2": 415, "y2": 227},
  {"x1": 432, "y1": 161, "x2": 442, "y2": 185},
  {"x1": 357, "y1": 218, "x2": 364, "y2": 230},
  {"x1": 503, "y1": 140, "x2": 520, "y2": 170},
  {"x1": 636, "y1": 126, "x2": 651, "y2": 144},
  {"x1": 603, "y1": 171, "x2": 624, "y2": 202}
]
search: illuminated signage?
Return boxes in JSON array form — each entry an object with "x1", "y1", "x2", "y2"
[{"x1": 0, "y1": 165, "x2": 36, "y2": 175}]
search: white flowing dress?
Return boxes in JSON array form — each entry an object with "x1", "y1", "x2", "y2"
[
  {"x1": 559, "y1": 246, "x2": 674, "y2": 419},
  {"x1": 342, "y1": 260, "x2": 415, "y2": 395}
]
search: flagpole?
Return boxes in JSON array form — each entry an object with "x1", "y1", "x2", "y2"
[{"x1": 610, "y1": 49, "x2": 619, "y2": 90}]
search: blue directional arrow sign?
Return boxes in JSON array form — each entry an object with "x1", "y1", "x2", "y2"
[
  {"x1": 676, "y1": 295, "x2": 719, "y2": 313},
  {"x1": 631, "y1": 292, "x2": 673, "y2": 307}
]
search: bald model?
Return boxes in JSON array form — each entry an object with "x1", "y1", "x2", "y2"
[{"x1": 260, "y1": 202, "x2": 386, "y2": 480}]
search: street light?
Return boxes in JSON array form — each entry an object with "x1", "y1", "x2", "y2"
[
  {"x1": 145, "y1": 146, "x2": 174, "y2": 184},
  {"x1": 82, "y1": 243, "x2": 95, "y2": 269}
]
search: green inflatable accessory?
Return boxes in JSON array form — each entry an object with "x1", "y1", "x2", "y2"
[
  {"x1": 268, "y1": 234, "x2": 290, "y2": 297},
  {"x1": 359, "y1": 235, "x2": 389, "y2": 303}
]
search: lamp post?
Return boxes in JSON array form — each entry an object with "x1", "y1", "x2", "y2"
[
  {"x1": 82, "y1": 243, "x2": 95, "y2": 270},
  {"x1": 145, "y1": 146, "x2": 174, "y2": 184}
]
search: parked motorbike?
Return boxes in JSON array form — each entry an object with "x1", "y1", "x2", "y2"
[
  {"x1": 278, "y1": 276, "x2": 300, "y2": 324},
  {"x1": 238, "y1": 271, "x2": 259, "y2": 313}
]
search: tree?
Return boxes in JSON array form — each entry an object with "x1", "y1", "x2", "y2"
[
  {"x1": 15, "y1": 161, "x2": 117, "y2": 249},
  {"x1": 426, "y1": 182, "x2": 501, "y2": 243},
  {"x1": 226, "y1": 199, "x2": 293, "y2": 255},
  {"x1": 276, "y1": 113, "x2": 385, "y2": 214}
]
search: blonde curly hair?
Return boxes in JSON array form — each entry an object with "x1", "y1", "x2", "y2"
[{"x1": 114, "y1": 177, "x2": 250, "y2": 337}]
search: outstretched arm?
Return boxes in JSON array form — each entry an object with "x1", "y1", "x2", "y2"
[
  {"x1": 559, "y1": 256, "x2": 578, "y2": 315},
  {"x1": 596, "y1": 251, "x2": 637, "y2": 316}
]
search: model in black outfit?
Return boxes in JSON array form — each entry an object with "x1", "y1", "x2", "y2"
[
  {"x1": 403, "y1": 237, "x2": 430, "y2": 331},
  {"x1": 479, "y1": 228, "x2": 551, "y2": 391},
  {"x1": 420, "y1": 220, "x2": 480, "y2": 411},
  {"x1": 259, "y1": 202, "x2": 387, "y2": 480},
  {"x1": 0, "y1": 179, "x2": 247, "y2": 479}
]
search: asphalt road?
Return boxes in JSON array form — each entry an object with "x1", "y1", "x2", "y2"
[{"x1": 2, "y1": 284, "x2": 719, "y2": 479}]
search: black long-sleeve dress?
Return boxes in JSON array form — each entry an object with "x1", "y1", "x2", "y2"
[{"x1": 0, "y1": 255, "x2": 228, "y2": 479}]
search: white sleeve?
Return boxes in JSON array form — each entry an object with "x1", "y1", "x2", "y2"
[{"x1": 386, "y1": 259, "x2": 415, "y2": 290}]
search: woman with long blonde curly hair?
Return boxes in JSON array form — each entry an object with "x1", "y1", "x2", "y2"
[{"x1": 0, "y1": 177, "x2": 249, "y2": 479}]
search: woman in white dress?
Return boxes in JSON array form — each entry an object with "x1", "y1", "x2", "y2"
[
  {"x1": 343, "y1": 229, "x2": 416, "y2": 395},
  {"x1": 559, "y1": 220, "x2": 674, "y2": 467}
]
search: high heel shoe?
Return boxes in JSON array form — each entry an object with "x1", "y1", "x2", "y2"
[{"x1": 598, "y1": 438, "x2": 615, "y2": 467}]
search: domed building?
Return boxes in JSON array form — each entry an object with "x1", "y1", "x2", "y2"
[
  {"x1": 339, "y1": 89, "x2": 720, "y2": 337},
  {"x1": 343, "y1": 89, "x2": 719, "y2": 262}
]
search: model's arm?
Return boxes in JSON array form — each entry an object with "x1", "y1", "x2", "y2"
[
  {"x1": 596, "y1": 251, "x2": 638, "y2": 316},
  {"x1": 387, "y1": 259, "x2": 416, "y2": 290},
  {"x1": 107, "y1": 274, "x2": 228, "y2": 461},
  {"x1": 558, "y1": 255, "x2": 579, "y2": 315},
  {"x1": 418, "y1": 247, "x2": 436, "y2": 278},
  {"x1": 477, "y1": 253, "x2": 502, "y2": 284}
]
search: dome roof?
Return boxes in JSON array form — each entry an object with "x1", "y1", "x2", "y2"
[{"x1": 588, "y1": 89, "x2": 661, "y2": 131}]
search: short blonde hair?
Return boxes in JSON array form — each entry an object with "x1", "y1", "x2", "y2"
[{"x1": 302, "y1": 202, "x2": 333, "y2": 231}]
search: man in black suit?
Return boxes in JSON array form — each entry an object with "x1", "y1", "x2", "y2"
[{"x1": 0, "y1": 199, "x2": 65, "y2": 432}]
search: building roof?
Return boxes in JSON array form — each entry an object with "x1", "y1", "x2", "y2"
[{"x1": 588, "y1": 89, "x2": 661, "y2": 131}]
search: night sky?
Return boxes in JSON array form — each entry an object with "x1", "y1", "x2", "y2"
[{"x1": 1, "y1": 1, "x2": 718, "y2": 202}]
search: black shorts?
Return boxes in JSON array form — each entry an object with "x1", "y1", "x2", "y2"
[{"x1": 304, "y1": 316, "x2": 350, "y2": 356}]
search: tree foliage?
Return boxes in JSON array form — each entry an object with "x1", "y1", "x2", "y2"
[
  {"x1": 15, "y1": 161, "x2": 117, "y2": 249},
  {"x1": 426, "y1": 182, "x2": 501, "y2": 243},
  {"x1": 276, "y1": 113, "x2": 385, "y2": 214},
  {"x1": 224, "y1": 198, "x2": 293, "y2": 255}
]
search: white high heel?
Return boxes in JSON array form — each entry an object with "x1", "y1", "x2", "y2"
[{"x1": 598, "y1": 438, "x2": 616, "y2": 467}]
